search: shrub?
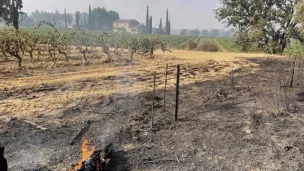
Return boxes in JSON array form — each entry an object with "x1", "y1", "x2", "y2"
[
  {"x1": 197, "y1": 39, "x2": 219, "y2": 52},
  {"x1": 188, "y1": 40, "x2": 198, "y2": 50}
]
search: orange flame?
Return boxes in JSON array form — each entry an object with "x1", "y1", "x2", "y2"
[{"x1": 74, "y1": 137, "x2": 96, "y2": 170}]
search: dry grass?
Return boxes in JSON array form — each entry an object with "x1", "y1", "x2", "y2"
[{"x1": 0, "y1": 49, "x2": 284, "y2": 122}]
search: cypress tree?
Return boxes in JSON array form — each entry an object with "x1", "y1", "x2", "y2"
[
  {"x1": 53, "y1": 17, "x2": 56, "y2": 26},
  {"x1": 89, "y1": 4, "x2": 92, "y2": 30},
  {"x1": 146, "y1": 6, "x2": 149, "y2": 33},
  {"x1": 91, "y1": 15, "x2": 94, "y2": 30},
  {"x1": 159, "y1": 18, "x2": 162, "y2": 29},
  {"x1": 83, "y1": 13, "x2": 87, "y2": 29},
  {"x1": 64, "y1": 8, "x2": 67, "y2": 27},
  {"x1": 76, "y1": 11, "x2": 80, "y2": 28},
  {"x1": 168, "y1": 19, "x2": 171, "y2": 35},
  {"x1": 68, "y1": 13, "x2": 71, "y2": 26},
  {"x1": 149, "y1": 16, "x2": 152, "y2": 34},
  {"x1": 165, "y1": 9, "x2": 169, "y2": 34}
]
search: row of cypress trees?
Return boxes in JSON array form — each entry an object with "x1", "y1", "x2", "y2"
[
  {"x1": 63, "y1": 4, "x2": 94, "y2": 30},
  {"x1": 59, "y1": 5, "x2": 171, "y2": 34},
  {"x1": 145, "y1": 6, "x2": 171, "y2": 35}
]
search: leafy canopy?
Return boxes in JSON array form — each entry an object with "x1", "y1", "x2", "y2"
[{"x1": 215, "y1": 0, "x2": 304, "y2": 54}]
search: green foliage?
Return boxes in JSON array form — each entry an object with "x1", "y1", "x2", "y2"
[
  {"x1": 128, "y1": 20, "x2": 140, "y2": 28},
  {"x1": 210, "y1": 29, "x2": 219, "y2": 37},
  {"x1": 197, "y1": 39, "x2": 219, "y2": 52},
  {"x1": 64, "y1": 9, "x2": 67, "y2": 27},
  {"x1": 75, "y1": 11, "x2": 80, "y2": 28},
  {"x1": 149, "y1": 16, "x2": 152, "y2": 34},
  {"x1": 188, "y1": 29, "x2": 200, "y2": 37},
  {"x1": 200, "y1": 29, "x2": 209, "y2": 37},
  {"x1": 168, "y1": 20, "x2": 171, "y2": 35},
  {"x1": 216, "y1": 0, "x2": 304, "y2": 54},
  {"x1": 284, "y1": 41, "x2": 304, "y2": 58},
  {"x1": 91, "y1": 7, "x2": 119, "y2": 30},
  {"x1": 0, "y1": 0, "x2": 24, "y2": 29},
  {"x1": 216, "y1": 38, "x2": 238, "y2": 52},
  {"x1": 88, "y1": 4, "x2": 92, "y2": 30},
  {"x1": 165, "y1": 9, "x2": 169, "y2": 35},
  {"x1": 53, "y1": 17, "x2": 56, "y2": 26},
  {"x1": 154, "y1": 28, "x2": 165, "y2": 35},
  {"x1": 146, "y1": 6, "x2": 149, "y2": 34},
  {"x1": 159, "y1": 18, "x2": 162, "y2": 29},
  {"x1": 180, "y1": 29, "x2": 187, "y2": 36}
]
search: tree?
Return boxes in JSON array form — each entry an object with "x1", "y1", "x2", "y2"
[
  {"x1": 75, "y1": 11, "x2": 80, "y2": 28},
  {"x1": 146, "y1": 6, "x2": 149, "y2": 33},
  {"x1": 165, "y1": 9, "x2": 169, "y2": 34},
  {"x1": 180, "y1": 29, "x2": 187, "y2": 36},
  {"x1": 188, "y1": 29, "x2": 200, "y2": 37},
  {"x1": 19, "y1": 16, "x2": 34, "y2": 26},
  {"x1": 0, "y1": 0, "x2": 25, "y2": 30},
  {"x1": 200, "y1": 29, "x2": 210, "y2": 37},
  {"x1": 68, "y1": 13, "x2": 71, "y2": 25},
  {"x1": 91, "y1": 14, "x2": 94, "y2": 30},
  {"x1": 91, "y1": 7, "x2": 119, "y2": 30},
  {"x1": 168, "y1": 19, "x2": 171, "y2": 35},
  {"x1": 293, "y1": 2, "x2": 304, "y2": 43},
  {"x1": 53, "y1": 17, "x2": 56, "y2": 26},
  {"x1": 89, "y1": 4, "x2": 92, "y2": 30},
  {"x1": 155, "y1": 28, "x2": 165, "y2": 35},
  {"x1": 215, "y1": 0, "x2": 304, "y2": 54},
  {"x1": 82, "y1": 13, "x2": 87, "y2": 29},
  {"x1": 129, "y1": 19, "x2": 139, "y2": 28},
  {"x1": 210, "y1": 29, "x2": 219, "y2": 37},
  {"x1": 149, "y1": 16, "x2": 153, "y2": 34},
  {"x1": 64, "y1": 8, "x2": 67, "y2": 27},
  {"x1": 107, "y1": 10, "x2": 120, "y2": 29},
  {"x1": 159, "y1": 18, "x2": 162, "y2": 29}
]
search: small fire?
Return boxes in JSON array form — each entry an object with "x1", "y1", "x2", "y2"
[{"x1": 74, "y1": 137, "x2": 96, "y2": 170}]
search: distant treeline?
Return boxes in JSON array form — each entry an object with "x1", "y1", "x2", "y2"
[
  {"x1": 179, "y1": 29, "x2": 233, "y2": 38},
  {"x1": 19, "y1": 5, "x2": 119, "y2": 31}
]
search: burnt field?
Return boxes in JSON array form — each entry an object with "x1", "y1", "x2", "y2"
[{"x1": 0, "y1": 51, "x2": 304, "y2": 171}]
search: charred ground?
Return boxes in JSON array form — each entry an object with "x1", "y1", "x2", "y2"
[{"x1": 0, "y1": 52, "x2": 303, "y2": 171}]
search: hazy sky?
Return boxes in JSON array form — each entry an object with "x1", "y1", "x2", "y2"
[{"x1": 23, "y1": 0, "x2": 224, "y2": 29}]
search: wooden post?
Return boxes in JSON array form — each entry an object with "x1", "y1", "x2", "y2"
[
  {"x1": 290, "y1": 56, "x2": 297, "y2": 87},
  {"x1": 0, "y1": 146, "x2": 8, "y2": 171},
  {"x1": 175, "y1": 64, "x2": 180, "y2": 121},
  {"x1": 151, "y1": 71, "x2": 156, "y2": 129},
  {"x1": 231, "y1": 67, "x2": 234, "y2": 88},
  {"x1": 163, "y1": 64, "x2": 168, "y2": 114}
]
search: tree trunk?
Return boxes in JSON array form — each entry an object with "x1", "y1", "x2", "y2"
[
  {"x1": 48, "y1": 50, "x2": 53, "y2": 58},
  {"x1": 150, "y1": 48, "x2": 154, "y2": 58},
  {"x1": 281, "y1": 41, "x2": 287, "y2": 55},
  {"x1": 12, "y1": 3, "x2": 19, "y2": 30},
  {"x1": 13, "y1": 17, "x2": 19, "y2": 30},
  {"x1": 16, "y1": 55, "x2": 22, "y2": 70},
  {"x1": 29, "y1": 50, "x2": 33, "y2": 59},
  {"x1": 2, "y1": 52, "x2": 8, "y2": 59},
  {"x1": 20, "y1": 47, "x2": 25, "y2": 55},
  {"x1": 272, "y1": 48, "x2": 277, "y2": 55},
  {"x1": 59, "y1": 50, "x2": 69, "y2": 63},
  {"x1": 290, "y1": 57, "x2": 297, "y2": 87},
  {"x1": 7, "y1": 51, "x2": 22, "y2": 70},
  {"x1": 130, "y1": 50, "x2": 134, "y2": 59},
  {"x1": 83, "y1": 51, "x2": 88, "y2": 64}
]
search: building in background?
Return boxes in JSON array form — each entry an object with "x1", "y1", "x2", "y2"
[{"x1": 113, "y1": 19, "x2": 140, "y2": 33}]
